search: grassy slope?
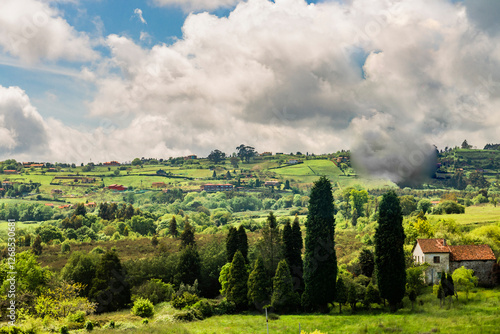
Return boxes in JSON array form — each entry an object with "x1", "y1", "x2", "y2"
[{"x1": 428, "y1": 204, "x2": 500, "y2": 228}]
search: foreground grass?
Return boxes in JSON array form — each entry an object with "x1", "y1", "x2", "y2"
[{"x1": 78, "y1": 288, "x2": 500, "y2": 334}]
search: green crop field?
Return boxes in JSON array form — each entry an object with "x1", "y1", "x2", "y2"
[{"x1": 428, "y1": 204, "x2": 500, "y2": 228}]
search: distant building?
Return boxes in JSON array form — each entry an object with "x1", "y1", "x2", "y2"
[
  {"x1": 58, "y1": 204, "x2": 72, "y2": 209},
  {"x1": 265, "y1": 181, "x2": 280, "y2": 187},
  {"x1": 286, "y1": 159, "x2": 302, "y2": 165},
  {"x1": 3, "y1": 170, "x2": 18, "y2": 174},
  {"x1": 152, "y1": 182, "x2": 167, "y2": 189},
  {"x1": 108, "y1": 184, "x2": 128, "y2": 191},
  {"x1": 85, "y1": 202, "x2": 97, "y2": 208},
  {"x1": 104, "y1": 161, "x2": 120, "y2": 166},
  {"x1": 51, "y1": 189, "x2": 63, "y2": 194},
  {"x1": 275, "y1": 152, "x2": 283, "y2": 156},
  {"x1": 81, "y1": 177, "x2": 96, "y2": 184},
  {"x1": 29, "y1": 164, "x2": 44, "y2": 168},
  {"x1": 260, "y1": 152, "x2": 272, "y2": 156},
  {"x1": 413, "y1": 239, "x2": 497, "y2": 286},
  {"x1": 184, "y1": 155, "x2": 197, "y2": 160},
  {"x1": 200, "y1": 184, "x2": 233, "y2": 192}
]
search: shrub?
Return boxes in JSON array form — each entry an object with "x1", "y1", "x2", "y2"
[
  {"x1": 212, "y1": 298, "x2": 236, "y2": 315},
  {"x1": 90, "y1": 246, "x2": 105, "y2": 254},
  {"x1": 131, "y1": 298, "x2": 155, "y2": 318},
  {"x1": 85, "y1": 321, "x2": 93, "y2": 331},
  {"x1": 173, "y1": 310, "x2": 195, "y2": 322},
  {"x1": 142, "y1": 318, "x2": 149, "y2": 325},
  {"x1": 107, "y1": 321, "x2": 115, "y2": 329},
  {"x1": 61, "y1": 241, "x2": 71, "y2": 253},
  {"x1": 171, "y1": 292, "x2": 199, "y2": 310},
  {"x1": 434, "y1": 201, "x2": 465, "y2": 214},
  {"x1": 60, "y1": 326, "x2": 69, "y2": 334},
  {"x1": 192, "y1": 299, "x2": 213, "y2": 318},
  {"x1": 132, "y1": 279, "x2": 174, "y2": 304},
  {"x1": 66, "y1": 311, "x2": 86, "y2": 323}
]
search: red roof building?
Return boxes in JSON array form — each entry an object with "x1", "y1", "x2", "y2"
[
  {"x1": 108, "y1": 184, "x2": 128, "y2": 191},
  {"x1": 104, "y1": 161, "x2": 120, "y2": 166}
]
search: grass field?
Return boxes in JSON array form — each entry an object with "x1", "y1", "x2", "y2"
[
  {"x1": 42, "y1": 287, "x2": 497, "y2": 334},
  {"x1": 428, "y1": 204, "x2": 500, "y2": 228}
]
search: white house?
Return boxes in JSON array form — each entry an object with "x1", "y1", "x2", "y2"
[{"x1": 413, "y1": 239, "x2": 497, "y2": 286}]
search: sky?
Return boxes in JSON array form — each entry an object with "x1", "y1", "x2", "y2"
[{"x1": 1, "y1": 0, "x2": 500, "y2": 176}]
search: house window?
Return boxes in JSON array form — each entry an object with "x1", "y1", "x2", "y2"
[{"x1": 433, "y1": 256, "x2": 440, "y2": 264}]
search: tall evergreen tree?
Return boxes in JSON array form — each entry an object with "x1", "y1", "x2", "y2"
[
  {"x1": 247, "y1": 257, "x2": 271, "y2": 311},
  {"x1": 335, "y1": 276, "x2": 347, "y2": 313},
  {"x1": 227, "y1": 250, "x2": 248, "y2": 311},
  {"x1": 175, "y1": 245, "x2": 201, "y2": 286},
  {"x1": 291, "y1": 215, "x2": 304, "y2": 292},
  {"x1": 257, "y1": 212, "x2": 282, "y2": 279},
  {"x1": 169, "y1": 216, "x2": 178, "y2": 238},
  {"x1": 226, "y1": 227, "x2": 239, "y2": 262},
  {"x1": 180, "y1": 220, "x2": 195, "y2": 248},
  {"x1": 237, "y1": 225, "x2": 248, "y2": 262},
  {"x1": 89, "y1": 250, "x2": 131, "y2": 313},
  {"x1": 358, "y1": 248, "x2": 375, "y2": 278},
  {"x1": 271, "y1": 259, "x2": 300, "y2": 313},
  {"x1": 374, "y1": 190, "x2": 406, "y2": 312},
  {"x1": 302, "y1": 176, "x2": 337, "y2": 312}
]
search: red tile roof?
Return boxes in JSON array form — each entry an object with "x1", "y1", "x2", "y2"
[
  {"x1": 417, "y1": 239, "x2": 451, "y2": 253},
  {"x1": 449, "y1": 245, "x2": 496, "y2": 261}
]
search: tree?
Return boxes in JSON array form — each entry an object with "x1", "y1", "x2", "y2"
[
  {"x1": 363, "y1": 282, "x2": 380, "y2": 309},
  {"x1": 247, "y1": 257, "x2": 271, "y2": 311},
  {"x1": 358, "y1": 249, "x2": 375, "y2": 278},
  {"x1": 237, "y1": 225, "x2": 248, "y2": 262},
  {"x1": 226, "y1": 251, "x2": 248, "y2": 311},
  {"x1": 169, "y1": 216, "x2": 178, "y2": 237},
  {"x1": 151, "y1": 235, "x2": 158, "y2": 247},
  {"x1": 468, "y1": 171, "x2": 490, "y2": 189},
  {"x1": 226, "y1": 227, "x2": 239, "y2": 263},
  {"x1": 236, "y1": 144, "x2": 256, "y2": 163},
  {"x1": 374, "y1": 190, "x2": 406, "y2": 312},
  {"x1": 350, "y1": 189, "x2": 368, "y2": 217},
  {"x1": 230, "y1": 157, "x2": 239, "y2": 168},
  {"x1": 283, "y1": 217, "x2": 303, "y2": 291},
  {"x1": 335, "y1": 276, "x2": 347, "y2": 313},
  {"x1": 61, "y1": 251, "x2": 99, "y2": 297},
  {"x1": 180, "y1": 220, "x2": 195, "y2": 248},
  {"x1": 176, "y1": 245, "x2": 201, "y2": 286},
  {"x1": 72, "y1": 203, "x2": 86, "y2": 217},
  {"x1": 302, "y1": 176, "x2": 337, "y2": 312},
  {"x1": 212, "y1": 170, "x2": 217, "y2": 178},
  {"x1": 399, "y1": 195, "x2": 417, "y2": 216},
  {"x1": 406, "y1": 266, "x2": 426, "y2": 310},
  {"x1": 461, "y1": 139, "x2": 471, "y2": 149},
  {"x1": 452, "y1": 266, "x2": 478, "y2": 301},
  {"x1": 417, "y1": 199, "x2": 432, "y2": 214},
  {"x1": 257, "y1": 212, "x2": 282, "y2": 279},
  {"x1": 89, "y1": 250, "x2": 131, "y2": 313},
  {"x1": 284, "y1": 180, "x2": 291, "y2": 190},
  {"x1": 132, "y1": 158, "x2": 142, "y2": 166},
  {"x1": 208, "y1": 149, "x2": 226, "y2": 164},
  {"x1": 32, "y1": 235, "x2": 43, "y2": 255},
  {"x1": 271, "y1": 260, "x2": 300, "y2": 313}
]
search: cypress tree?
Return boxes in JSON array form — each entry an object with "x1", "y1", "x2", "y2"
[
  {"x1": 302, "y1": 176, "x2": 337, "y2": 312},
  {"x1": 89, "y1": 250, "x2": 131, "y2": 313},
  {"x1": 226, "y1": 227, "x2": 239, "y2": 262},
  {"x1": 175, "y1": 245, "x2": 201, "y2": 286},
  {"x1": 237, "y1": 225, "x2": 248, "y2": 262},
  {"x1": 180, "y1": 220, "x2": 195, "y2": 248},
  {"x1": 247, "y1": 257, "x2": 271, "y2": 311},
  {"x1": 258, "y1": 212, "x2": 282, "y2": 279},
  {"x1": 374, "y1": 190, "x2": 406, "y2": 312},
  {"x1": 335, "y1": 276, "x2": 347, "y2": 313},
  {"x1": 358, "y1": 249, "x2": 375, "y2": 278},
  {"x1": 227, "y1": 250, "x2": 248, "y2": 311},
  {"x1": 271, "y1": 259, "x2": 300, "y2": 313},
  {"x1": 169, "y1": 216, "x2": 178, "y2": 238},
  {"x1": 291, "y1": 215, "x2": 304, "y2": 292}
]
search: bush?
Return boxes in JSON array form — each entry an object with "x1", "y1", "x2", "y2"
[
  {"x1": 90, "y1": 246, "x2": 105, "y2": 254},
  {"x1": 171, "y1": 292, "x2": 199, "y2": 310},
  {"x1": 192, "y1": 299, "x2": 213, "y2": 318},
  {"x1": 132, "y1": 279, "x2": 174, "y2": 304},
  {"x1": 85, "y1": 321, "x2": 93, "y2": 331},
  {"x1": 107, "y1": 321, "x2": 115, "y2": 329},
  {"x1": 60, "y1": 326, "x2": 69, "y2": 334},
  {"x1": 212, "y1": 298, "x2": 236, "y2": 315},
  {"x1": 66, "y1": 311, "x2": 86, "y2": 323},
  {"x1": 173, "y1": 310, "x2": 195, "y2": 322},
  {"x1": 61, "y1": 241, "x2": 71, "y2": 253},
  {"x1": 433, "y1": 200, "x2": 465, "y2": 214},
  {"x1": 131, "y1": 298, "x2": 155, "y2": 318}
]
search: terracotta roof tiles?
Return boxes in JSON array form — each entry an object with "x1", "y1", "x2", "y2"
[
  {"x1": 449, "y1": 245, "x2": 496, "y2": 261},
  {"x1": 417, "y1": 239, "x2": 451, "y2": 253}
]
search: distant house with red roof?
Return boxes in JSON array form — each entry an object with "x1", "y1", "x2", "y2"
[
  {"x1": 3, "y1": 170, "x2": 18, "y2": 174},
  {"x1": 413, "y1": 238, "x2": 497, "y2": 286},
  {"x1": 104, "y1": 161, "x2": 120, "y2": 166},
  {"x1": 108, "y1": 184, "x2": 128, "y2": 191}
]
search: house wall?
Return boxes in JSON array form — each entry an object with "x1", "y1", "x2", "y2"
[
  {"x1": 424, "y1": 252, "x2": 450, "y2": 285},
  {"x1": 450, "y1": 260, "x2": 496, "y2": 287}
]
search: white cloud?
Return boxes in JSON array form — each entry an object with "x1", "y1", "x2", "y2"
[
  {"x1": 133, "y1": 8, "x2": 147, "y2": 24},
  {"x1": 0, "y1": 0, "x2": 97, "y2": 63},
  {"x1": 152, "y1": 0, "x2": 240, "y2": 12},
  {"x1": 4, "y1": 0, "x2": 500, "y2": 168},
  {"x1": 0, "y1": 86, "x2": 48, "y2": 158}
]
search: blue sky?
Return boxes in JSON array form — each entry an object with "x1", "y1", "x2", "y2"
[{"x1": 1, "y1": 0, "x2": 500, "y2": 181}]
